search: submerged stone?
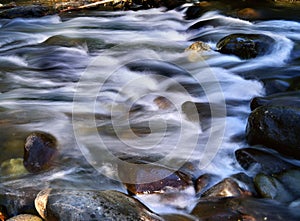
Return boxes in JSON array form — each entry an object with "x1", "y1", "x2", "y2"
[
  {"x1": 23, "y1": 132, "x2": 58, "y2": 173},
  {"x1": 191, "y1": 197, "x2": 299, "y2": 220},
  {"x1": 254, "y1": 173, "x2": 294, "y2": 203},
  {"x1": 216, "y1": 33, "x2": 274, "y2": 59},
  {"x1": 35, "y1": 189, "x2": 162, "y2": 221},
  {"x1": 118, "y1": 163, "x2": 192, "y2": 194},
  {"x1": 0, "y1": 158, "x2": 28, "y2": 177},
  {"x1": 246, "y1": 106, "x2": 300, "y2": 159}
]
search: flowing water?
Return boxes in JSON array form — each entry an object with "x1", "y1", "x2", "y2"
[{"x1": 0, "y1": 4, "x2": 299, "y2": 215}]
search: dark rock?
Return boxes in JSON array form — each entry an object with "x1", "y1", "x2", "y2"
[
  {"x1": 230, "y1": 173, "x2": 258, "y2": 196},
  {"x1": 276, "y1": 169, "x2": 300, "y2": 197},
  {"x1": 0, "y1": 187, "x2": 39, "y2": 217},
  {"x1": 246, "y1": 106, "x2": 300, "y2": 159},
  {"x1": 0, "y1": 5, "x2": 54, "y2": 19},
  {"x1": 35, "y1": 189, "x2": 162, "y2": 221},
  {"x1": 250, "y1": 92, "x2": 300, "y2": 111},
  {"x1": 118, "y1": 163, "x2": 192, "y2": 194},
  {"x1": 191, "y1": 197, "x2": 299, "y2": 220},
  {"x1": 216, "y1": 34, "x2": 274, "y2": 59},
  {"x1": 187, "y1": 18, "x2": 227, "y2": 31},
  {"x1": 254, "y1": 173, "x2": 294, "y2": 203},
  {"x1": 185, "y1": 5, "x2": 208, "y2": 20},
  {"x1": 235, "y1": 147, "x2": 295, "y2": 175},
  {"x1": 195, "y1": 173, "x2": 220, "y2": 194},
  {"x1": 201, "y1": 178, "x2": 251, "y2": 199},
  {"x1": 23, "y1": 132, "x2": 58, "y2": 173}
]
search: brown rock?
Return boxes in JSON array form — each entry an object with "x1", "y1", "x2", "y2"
[
  {"x1": 6, "y1": 214, "x2": 42, "y2": 221},
  {"x1": 118, "y1": 163, "x2": 192, "y2": 194},
  {"x1": 202, "y1": 178, "x2": 251, "y2": 199},
  {"x1": 237, "y1": 8, "x2": 260, "y2": 20}
]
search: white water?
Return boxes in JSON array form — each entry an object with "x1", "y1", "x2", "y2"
[{"x1": 1, "y1": 7, "x2": 299, "y2": 213}]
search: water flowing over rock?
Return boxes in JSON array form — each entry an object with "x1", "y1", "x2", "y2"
[
  {"x1": 23, "y1": 132, "x2": 58, "y2": 173},
  {"x1": 235, "y1": 147, "x2": 295, "y2": 175},
  {"x1": 118, "y1": 163, "x2": 192, "y2": 194},
  {"x1": 191, "y1": 197, "x2": 299, "y2": 220},
  {"x1": 216, "y1": 33, "x2": 274, "y2": 59},
  {"x1": 35, "y1": 189, "x2": 163, "y2": 221},
  {"x1": 246, "y1": 106, "x2": 300, "y2": 159}
]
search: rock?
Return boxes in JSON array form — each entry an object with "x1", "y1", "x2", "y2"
[
  {"x1": 185, "y1": 41, "x2": 211, "y2": 53},
  {"x1": 254, "y1": 173, "x2": 294, "y2": 203},
  {"x1": 246, "y1": 106, "x2": 300, "y2": 159},
  {"x1": 35, "y1": 189, "x2": 162, "y2": 221},
  {"x1": 191, "y1": 197, "x2": 299, "y2": 220},
  {"x1": 6, "y1": 214, "x2": 42, "y2": 221},
  {"x1": 230, "y1": 173, "x2": 257, "y2": 196},
  {"x1": 161, "y1": 213, "x2": 198, "y2": 221},
  {"x1": 0, "y1": 205, "x2": 8, "y2": 221},
  {"x1": 153, "y1": 96, "x2": 173, "y2": 110},
  {"x1": 0, "y1": 5, "x2": 54, "y2": 19},
  {"x1": 250, "y1": 92, "x2": 300, "y2": 111},
  {"x1": 184, "y1": 5, "x2": 207, "y2": 20},
  {"x1": 276, "y1": 169, "x2": 300, "y2": 197},
  {"x1": 118, "y1": 163, "x2": 192, "y2": 194},
  {"x1": 201, "y1": 178, "x2": 251, "y2": 199},
  {"x1": 237, "y1": 8, "x2": 260, "y2": 20},
  {"x1": 0, "y1": 187, "x2": 39, "y2": 217},
  {"x1": 0, "y1": 158, "x2": 28, "y2": 177},
  {"x1": 23, "y1": 132, "x2": 58, "y2": 173},
  {"x1": 235, "y1": 147, "x2": 295, "y2": 175},
  {"x1": 195, "y1": 173, "x2": 220, "y2": 194},
  {"x1": 42, "y1": 35, "x2": 107, "y2": 52},
  {"x1": 216, "y1": 33, "x2": 274, "y2": 59}
]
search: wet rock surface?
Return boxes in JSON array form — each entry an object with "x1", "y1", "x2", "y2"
[
  {"x1": 0, "y1": 187, "x2": 40, "y2": 217},
  {"x1": 118, "y1": 163, "x2": 192, "y2": 194},
  {"x1": 216, "y1": 33, "x2": 274, "y2": 59},
  {"x1": 0, "y1": 5, "x2": 53, "y2": 19},
  {"x1": 35, "y1": 189, "x2": 162, "y2": 221},
  {"x1": 235, "y1": 147, "x2": 295, "y2": 174},
  {"x1": 191, "y1": 197, "x2": 299, "y2": 220},
  {"x1": 201, "y1": 178, "x2": 251, "y2": 199},
  {"x1": 246, "y1": 106, "x2": 300, "y2": 159},
  {"x1": 23, "y1": 132, "x2": 58, "y2": 173},
  {"x1": 250, "y1": 92, "x2": 300, "y2": 110}
]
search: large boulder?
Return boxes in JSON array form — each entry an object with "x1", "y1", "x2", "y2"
[
  {"x1": 246, "y1": 106, "x2": 300, "y2": 159},
  {"x1": 216, "y1": 33, "x2": 274, "y2": 59},
  {"x1": 35, "y1": 189, "x2": 162, "y2": 221}
]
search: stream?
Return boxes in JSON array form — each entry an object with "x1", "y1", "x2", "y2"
[{"x1": 0, "y1": 2, "x2": 300, "y2": 219}]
